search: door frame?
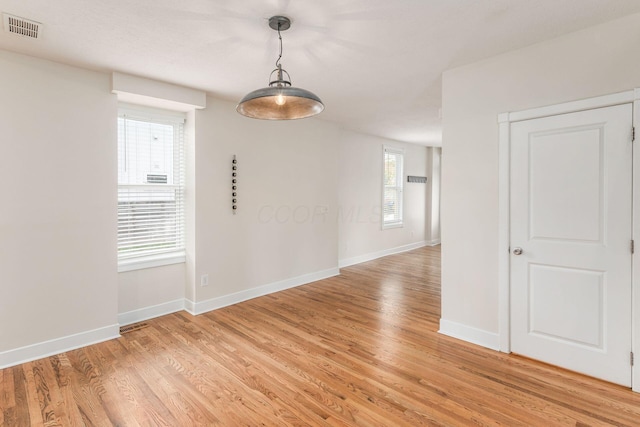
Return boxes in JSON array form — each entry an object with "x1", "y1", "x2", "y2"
[{"x1": 497, "y1": 89, "x2": 640, "y2": 391}]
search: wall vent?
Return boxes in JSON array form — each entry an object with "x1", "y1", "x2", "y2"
[
  {"x1": 407, "y1": 176, "x2": 428, "y2": 183},
  {"x1": 3, "y1": 13, "x2": 42, "y2": 39},
  {"x1": 119, "y1": 322, "x2": 149, "y2": 334}
]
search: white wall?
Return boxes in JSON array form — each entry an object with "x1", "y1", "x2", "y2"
[
  {"x1": 338, "y1": 131, "x2": 429, "y2": 266},
  {"x1": 185, "y1": 110, "x2": 197, "y2": 304},
  {"x1": 118, "y1": 265, "x2": 185, "y2": 317},
  {"x1": 441, "y1": 13, "x2": 640, "y2": 345},
  {"x1": 0, "y1": 48, "x2": 434, "y2": 366},
  {"x1": 188, "y1": 98, "x2": 341, "y2": 311},
  {"x1": 426, "y1": 147, "x2": 441, "y2": 245},
  {"x1": 123, "y1": 96, "x2": 432, "y2": 316},
  {"x1": 0, "y1": 51, "x2": 119, "y2": 365}
]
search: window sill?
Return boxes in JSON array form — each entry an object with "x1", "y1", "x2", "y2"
[
  {"x1": 382, "y1": 222, "x2": 404, "y2": 230},
  {"x1": 118, "y1": 251, "x2": 186, "y2": 273}
]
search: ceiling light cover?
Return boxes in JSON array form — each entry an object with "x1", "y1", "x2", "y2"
[
  {"x1": 237, "y1": 86, "x2": 324, "y2": 120},
  {"x1": 237, "y1": 16, "x2": 324, "y2": 120}
]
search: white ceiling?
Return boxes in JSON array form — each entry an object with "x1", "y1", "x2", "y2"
[{"x1": 2, "y1": 0, "x2": 640, "y2": 146}]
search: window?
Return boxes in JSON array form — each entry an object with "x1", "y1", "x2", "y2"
[
  {"x1": 382, "y1": 146, "x2": 404, "y2": 229},
  {"x1": 117, "y1": 106, "x2": 186, "y2": 271}
]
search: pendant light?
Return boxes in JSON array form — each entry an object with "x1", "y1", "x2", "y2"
[{"x1": 236, "y1": 16, "x2": 324, "y2": 120}]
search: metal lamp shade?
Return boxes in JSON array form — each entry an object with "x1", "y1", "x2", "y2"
[{"x1": 236, "y1": 86, "x2": 324, "y2": 120}]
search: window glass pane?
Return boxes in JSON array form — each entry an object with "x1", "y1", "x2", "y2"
[
  {"x1": 117, "y1": 111, "x2": 185, "y2": 261},
  {"x1": 384, "y1": 188, "x2": 399, "y2": 220},
  {"x1": 118, "y1": 118, "x2": 175, "y2": 185},
  {"x1": 384, "y1": 155, "x2": 397, "y2": 186},
  {"x1": 383, "y1": 147, "x2": 403, "y2": 228}
]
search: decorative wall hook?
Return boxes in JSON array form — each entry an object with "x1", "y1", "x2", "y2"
[{"x1": 232, "y1": 155, "x2": 238, "y2": 214}]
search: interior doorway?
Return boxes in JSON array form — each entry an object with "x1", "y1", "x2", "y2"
[{"x1": 498, "y1": 90, "x2": 640, "y2": 390}]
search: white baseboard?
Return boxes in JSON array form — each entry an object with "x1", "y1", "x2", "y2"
[
  {"x1": 338, "y1": 241, "x2": 428, "y2": 268},
  {"x1": 438, "y1": 319, "x2": 500, "y2": 351},
  {"x1": 0, "y1": 324, "x2": 120, "y2": 369},
  {"x1": 427, "y1": 239, "x2": 441, "y2": 246},
  {"x1": 118, "y1": 299, "x2": 186, "y2": 326},
  {"x1": 1, "y1": 267, "x2": 342, "y2": 368},
  {"x1": 185, "y1": 267, "x2": 340, "y2": 316}
]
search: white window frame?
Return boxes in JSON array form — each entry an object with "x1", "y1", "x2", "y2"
[
  {"x1": 382, "y1": 145, "x2": 404, "y2": 229},
  {"x1": 117, "y1": 104, "x2": 186, "y2": 272}
]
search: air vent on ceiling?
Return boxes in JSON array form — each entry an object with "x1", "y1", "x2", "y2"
[{"x1": 3, "y1": 13, "x2": 42, "y2": 39}]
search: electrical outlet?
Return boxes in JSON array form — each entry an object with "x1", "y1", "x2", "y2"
[{"x1": 200, "y1": 274, "x2": 209, "y2": 287}]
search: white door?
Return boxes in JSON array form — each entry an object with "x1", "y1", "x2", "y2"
[{"x1": 510, "y1": 103, "x2": 633, "y2": 387}]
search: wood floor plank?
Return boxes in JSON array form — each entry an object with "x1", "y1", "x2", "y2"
[
  {"x1": 64, "y1": 349, "x2": 127, "y2": 427},
  {"x1": 0, "y1": 368, "x2": 16, "y2": 426},
  {"x1": 22, "y1": 365, "x2": 45, "y2": 426},
  {"x1": 8, "y1": 367, "x2": 31, "y2": 427},
  {"x1": 2, "y1": 245, "x2": 640, "y2": 426}
]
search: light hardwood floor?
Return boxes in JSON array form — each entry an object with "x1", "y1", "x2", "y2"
[{"x1": 2, "y1": 245, "x2": 640, "y2": 426}]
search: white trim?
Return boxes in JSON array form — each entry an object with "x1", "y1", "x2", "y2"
[
  {"x1": 506, "y1": 90, "x2": 634, "y2": 123},
  {"x1": 185, "y1": 267, "x2": 340, "y2": 316},
  {"x1": 497, "y1": 112, "x2": 510, "y2": 124},
  {"x1": 427, "y1": 239, "x2": 441, "y2": 246},
  {"x1": 633, "y1": 91, "x2": 640, "y2": 392},
  {"x1": 0, "y1": 324, "x2": 120, "y2": 369},
  {"x1": 118, "y1": 299, "x2": 186, "y2": 326},
  {"x1": 497, "y1": 117, "x2": 511, "y2": 353},
  {"x1": 339, "y1": 241, "x2": 427, "y2": 268},
  {"x1": 438, "y1": 319, "x2": 500, "y2": 351},
  {"x1": 499, "y1": 89, "x2": 639, "y2": 387},
  {"x1": 112, "y1": 72, "x2": 206, "y2": 111},
  {"x1": 118, "y1": 103, "x2": 186, "y2": 124},
  {"x1": 118, "y1": 251, "x2": 186, "y2": 272},
  {"x1": 381, "y1": 222, "x2": 403, "y2": 230}
]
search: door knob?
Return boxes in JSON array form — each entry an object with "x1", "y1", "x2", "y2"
[{"x1": 513, "y1": 247, "x2": 523, "y2": 255}]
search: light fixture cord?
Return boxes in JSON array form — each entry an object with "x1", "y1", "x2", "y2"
[{"x1": 275, "y1": 23, "x2": 283, "y2": 68}]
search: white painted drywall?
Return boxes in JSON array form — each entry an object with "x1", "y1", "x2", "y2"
[
  {"x1": 337, "y1": 130, "x2": 428, "y2": 264},
  {"x1": 426, "y1": 147, "x2": 441, "y2": 244},
  {"x1": 0, "y1": 51, "x2": 118, "y2": 353},
  {"x1": 0, "y1": 49, "x2": 434, "y2": 363},
  {"x1": 190, "y1": 97, "x2": 340, "y2": 303},
  {"x1": 185, "y1": 109, "x2": 197, "y2": 304},
  {"x1": 118, "y1": 264, "x2": 185, "y2": 314},
  {"x1": 441, "y1": 13, "x2": 640, "y2": 338}
]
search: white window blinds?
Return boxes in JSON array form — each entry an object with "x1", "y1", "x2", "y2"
[
  {"x1": 383, "y1": 146, "x2": 404, "y2": 228},
  {"x1": 117, "y1": 108, "x2": 185, "y2": 263}
]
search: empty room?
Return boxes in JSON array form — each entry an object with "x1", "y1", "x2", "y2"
[{"x1": 2, "y1": 1, "x2": 640, "y2": 425}]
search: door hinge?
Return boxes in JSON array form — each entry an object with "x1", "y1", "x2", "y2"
[
  {"x1": 632, "y1": 240, "x2": 635, "y2": 254},
  {"x1": 631, "y1": 352, "x2": 635, "y2": 366},
  {"x1": 633, "y1": 127, "x2": 636, "y2": 142}
]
